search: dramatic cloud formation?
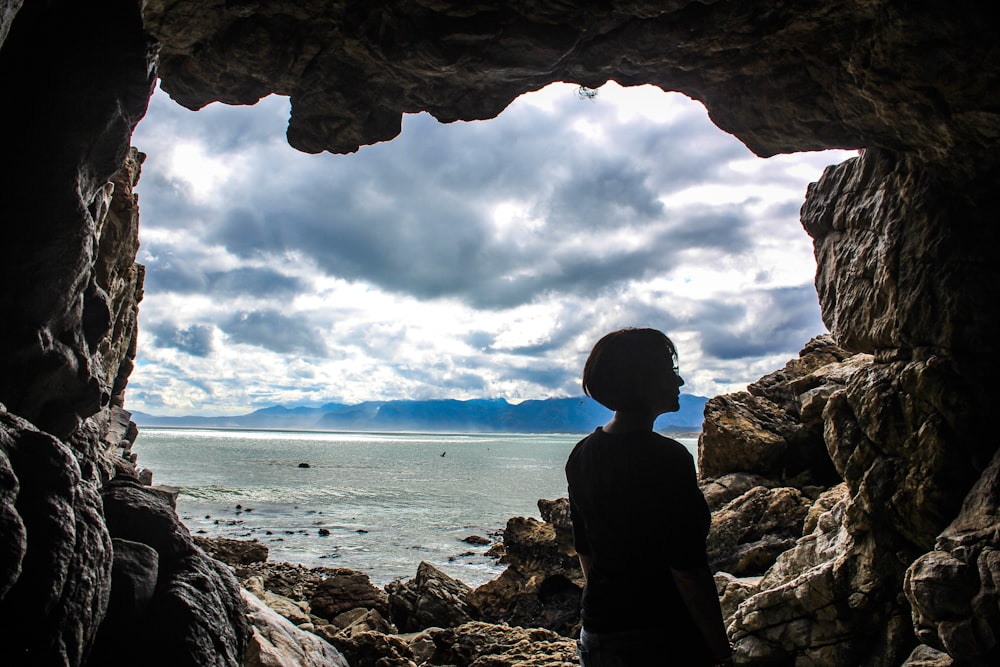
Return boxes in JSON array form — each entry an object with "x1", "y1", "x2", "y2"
[{"x1": 128, "y1": 82, "x2": 854, "y2": 416}]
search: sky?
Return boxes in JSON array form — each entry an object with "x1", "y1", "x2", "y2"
[{"x1": 127, "y1": 81, "x2": 856, "y2": 417}]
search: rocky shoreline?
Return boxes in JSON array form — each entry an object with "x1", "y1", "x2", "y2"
[
  {"x1": 117, "y1": 334, "x2": 968, "y2": 666},
  {"x1": 79, "y1": 333, "x2": 991, "y2": 666},
  {"x1": 199, "y1": 522, "x2": 581, "y2": 667}
]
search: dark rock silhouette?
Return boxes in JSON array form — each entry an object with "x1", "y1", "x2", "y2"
[{"x1": 2, "y1": 1, "x2": 1000, "y2": 665}]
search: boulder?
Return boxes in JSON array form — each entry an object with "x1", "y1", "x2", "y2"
[
  {"x1": 242, "y1": 588, "x2": 348, "y2": 667},
  {"x1": 905, "y1": 445, "x2": 1000, "y2": 664},
  {"x1": 700, "y1": 472, "x2": 777, "y2": 512},
  {"x1": 332, "y1": 608, "x2": 396, "y2": 638},
  {"x1": 309, "y1": 568, "x2": 389, "y2": 621},
  {"x1": 321, "y1": 631, "x2": 417, "y2": 667},
  {"x1": 259, "y1": 590, "x2": 312, "y2": 627},
  {"x1": 194, "y1": 535, "x2": 269, "y2": 566},
  {"x1": 236, "y1": 562, "x2": 342, "y2": 603},
  {"x1": 0, "y1": 409, "x2": 112, "y2": 666},
  {"x1": 467, "y1": 502, "x2": 583, "y2": 637},
  {"x1": 428, "y1": 621, "x2": 577, "y2": 667},
  {"x1": 901, "y1": 645, "x2": 954, "y2": 667},
  {"x1": 707, "y1": 486, "x2": 812, "y2": 576},
  {"x1": 99, "y1": 478, "x2": 251, "y2": 665},
  {"x1": 386, "y1": 560, "x2": 474, "y2": 632},
  {"x1": 105, "y1": 538, "x2": 159, "y2": 619},
  {"x1": 697, "y1": 336, "x2": 857, "y2": 487}
]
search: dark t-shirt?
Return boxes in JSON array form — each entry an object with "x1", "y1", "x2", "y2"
[{"x1": 565, "y1": 427, "x2": 712, "y2": 645}]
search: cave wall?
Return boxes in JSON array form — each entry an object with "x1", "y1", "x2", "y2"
[{"x1": 1, "y1": 0, "x2": 999, "y2": 665}]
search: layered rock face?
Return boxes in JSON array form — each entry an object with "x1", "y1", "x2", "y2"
[{"x1": 2, "y1": 1, "x2": 1000, "y2": 665}]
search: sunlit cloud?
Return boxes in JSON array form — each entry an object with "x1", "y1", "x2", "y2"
[{"x1": 128, "y1": 81, "x2": 855, "y2": 416}]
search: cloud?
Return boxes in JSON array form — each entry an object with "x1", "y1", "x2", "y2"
[
  {"x1": 698, "y1": 285, "x2": 825, "y2": 360},
  {"x1": 144, "y1": 260, "x2": 306, "y2": 299},
  {"x1": 128, "y1": 81, "x2": 856, "y2": 415},
  {"x1": 220, "y1": 309, "x2": 328, "y2": 357},
  {"x1": 148, "y1": 322, "x2": 215, "y2": 356}
]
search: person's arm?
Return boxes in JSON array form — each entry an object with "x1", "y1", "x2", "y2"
[
  {"x1": 671, "y1": 564, "x2": 734, "y2": 665},
  {"x1": 577, "y1": 552, "x2": 592, "y2": 581}
]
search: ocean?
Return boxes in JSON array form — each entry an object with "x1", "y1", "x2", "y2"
[{"x1": 131, "y1": 428, "x2": 699, "y2": 587}]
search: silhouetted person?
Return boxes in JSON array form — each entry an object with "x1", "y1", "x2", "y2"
[{"x1": 566, "y1": 328, "x2": 734, "y2": 666}]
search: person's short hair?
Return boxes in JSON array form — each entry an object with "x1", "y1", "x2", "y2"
[{"x1": 582, "y1": 328, "x2": 678, "y2": 412}]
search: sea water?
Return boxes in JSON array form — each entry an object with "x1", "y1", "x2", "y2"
[{"x1": 132, "y1": 428, "x2": 699, "y2": 587}]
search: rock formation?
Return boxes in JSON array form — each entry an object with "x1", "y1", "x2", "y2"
[
  {"x1": 2, "y1": 0, "x2": 1000, "y2": 665},
  {"x1": 467, "y1": 498, "x2": 584, "y2": 637}
]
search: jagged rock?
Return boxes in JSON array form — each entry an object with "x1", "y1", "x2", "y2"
[
  {"x1": 309, "y1": 568, "x2": 390, "y2": 621},
  {"x1": 333, "y1": 608, "x2": 397, "y2": 638},
  {"x1": 386, "y1": 560, "x2": 474, "y2": 632},
  {"x1": 100, "y1": 478, "x2": 251, "y2": 665},
  {"x1": 707, "y1": 486, "x2": 811, "y2": 577},
  {"x1": 467, "y1": 502, "x2": 583, "y2": 637},
  {"x1": 727, "y1": 494, "x2": 861, "y2": 665},
  {"x1": 802, "y1": 483, "x2": 850, "y2": 536},
  {"x1": 148, "y1": 552, "x2": 251, "y2": 666},
  {"x1": 140, "y1": 2, "x2": 1000, "y2": 163},
  {"x1": 195, "y1": 535, "x2": 269, "y2": 566},
  {"x1": 401, "y1": 630, "x2": 437, "y2": 664},
  {"x1": 322, "y1": 631, "x2": 417, "y2": 667},
  {"x1": 904, "y1": 445, "x2": 1000, "y2": 665},
  {"x1": 242, "y1": 588, "x2": 349, "y2": 667},
  {"x1": 236, "y1": 562, "x2": 348, "y2": 604},
  {"x1": 428, "y1": 622, "x2": 577, "y2": 667},
  {"x1": 700, "y1": 472, "x2": 778, "y2": 512},
  {"x1": 4, "y1": 2, "x2": 1000, "y2": 665},
  {"x1": 258, "y1": 590, "x2": 312, "y2": 628},
  {"x1": 748, "y1": 335, "x2": 855, "y2": 406},
  {"x1": 538, "y1": 497, "x2": 573, "y2": 536},
  {"x1": 901, "y1": 645, "x2": 955, "y2": 667},
  {"x1": 715, "y1": 573, "x2": 761, "y2": 621},
  {"x1": 0, "y1": 408, "x2": 112, "y2": 666},
  {"x1": 699, "y1": 391, "x2": 794, "y2": 480},
  {"x1": 698, "y1": 336, "x2": 855, "y2": 487}
]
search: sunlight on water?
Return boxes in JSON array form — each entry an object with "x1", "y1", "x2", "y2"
[{"x1": 133, "y1": 428, "x2": 699, "y2": 586}]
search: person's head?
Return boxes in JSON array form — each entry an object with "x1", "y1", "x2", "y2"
[{"x1": 582, "y1": 328, "x2": 684, "y2": 415}]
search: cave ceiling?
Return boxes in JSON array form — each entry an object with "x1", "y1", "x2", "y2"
[{"x1": 142, "y1": 1, "x2": 1000, "y2": 163}]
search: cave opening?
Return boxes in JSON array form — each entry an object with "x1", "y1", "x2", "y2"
[{"x1": 127, "y1": 80, "x2": 854, "y2": 584}]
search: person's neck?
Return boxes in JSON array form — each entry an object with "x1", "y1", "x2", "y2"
[{"x1": 603, "y1": 410, "x2": 657, "y2": 434}]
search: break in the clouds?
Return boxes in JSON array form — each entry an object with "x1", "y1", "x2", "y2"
[{"x1": 129, "y1": 81, "x2": 856, "y2": 416}]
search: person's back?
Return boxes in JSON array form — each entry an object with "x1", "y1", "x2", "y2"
[{"x1": 566, "y1": 328, "x2": 733, "y2": 667}]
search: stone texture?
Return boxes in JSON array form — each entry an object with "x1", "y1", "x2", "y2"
[
  {"x1": 242, "y1": 588, "x2": 349, "y2": 667},
  {"x1": 467, "y1": 499, "x2": 583, "y2": 637},
  {"x1": 698, "y1": 335, "x2": 854, "y2": 486},
  {"x1": 140, "y1": 2, "x2": 1000, "y2": 162},
  {"x1": 904, "y1": 445, "x2": 1000, "y2": 665},
  {"x1": 428, "y1": 622, "x2": 577, "y2": 667},
  {"x1": 902, "y1": 645, "x2": 955, "y2": 667},
  {"x1": 0, "y1": 407, "x2": 112, "y2": 666},
  {"x1": 236, "y1": 561, "x2": 344, "y2": 603},
  {"x1": 707, "y1": 486, "x2": 811, "y2": 577},
  {"x1": 0, "y1": 0, "x2": 155, "y2": 437},
  {"x1": 195, "y1": 535, "x2": 269, "y2": 566},
  {"x1": 99, "y1": 480, "x2": 251, "y2": 666},
  {"x1": 386, "y1": 560, "x2": 474, "y2": 632},
  {"x1": 3, "y1": 2, "x2": 1000, "y2": 665},
  {"x1": 309, "y1": 568, "x2": 390, "y2": 621},
  {"x1": 700, "y1": 472, "x2": 778, "y2": 512},
  {"x1": 321, "y1": 630, "x2": 417, "y2": 667}
]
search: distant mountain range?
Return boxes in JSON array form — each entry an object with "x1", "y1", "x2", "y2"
[{"x1": 130, "y1": 395, "x2": 708, "y2": 434}]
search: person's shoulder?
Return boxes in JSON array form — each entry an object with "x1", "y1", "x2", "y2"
[
  {"x1": 649, "y1": 431, "x2": 695, "y2": 460},
  {"x1": 566, "y1": 428, "x2": 602, "y2": 466}
]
